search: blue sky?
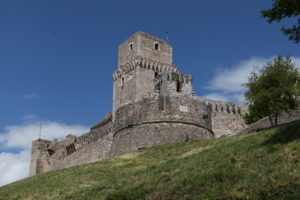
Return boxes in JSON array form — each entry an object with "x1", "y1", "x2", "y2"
[{"x1": 0, "y1": 0, "x2": 299, "y2": 186}]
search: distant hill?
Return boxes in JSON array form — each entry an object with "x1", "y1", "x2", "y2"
[{"x1": 1, "y1": 120, "x2": 300, "y2": 200}]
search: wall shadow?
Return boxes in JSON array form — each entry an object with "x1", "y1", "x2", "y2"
[{"x1": 262, "y1": 120, "x2": 300, "y2": 145}]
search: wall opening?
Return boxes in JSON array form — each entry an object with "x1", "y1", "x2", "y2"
[
  {"x1": 232, "y1": 107, "x2": 236, "y2": 114},
  {"x1": 47, "y1": 149, "x2": 55, "y2": 157},
  {"x1": 154, "y1": 43, "x2": 159, "y2": 50},
  {"x1": 66, "y1": 143, "x2": 76, "y2": 155},
  {"x1": 130, "y1": 44, "x2": 133, "y2": 51},
  {"x1": 226, "y1": 106, "x2": 230, "y2": 113},
  {"x1": 176, "y1": 80, "x2": 182, "y2": 92},
  {"x1": 155, "y1": 72, "x2": 158, "y2": 78},
  {"x1": 155, "y1": 80, "x2": 161, "y2": 93},
  {"x1": 185, "y1": 135, "x2": 191, "y2": 142},
  {"x1": 121, "y1": 76, "x2": 125, "y2": 85}
]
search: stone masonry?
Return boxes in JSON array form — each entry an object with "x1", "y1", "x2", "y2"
[{"x1": 30, "y1": 32, "x2": 248, "y2": 176}]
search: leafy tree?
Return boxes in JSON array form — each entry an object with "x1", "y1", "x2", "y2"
[
  {"x1": 244, "y1": 56, "x2": 300, "y2": 126},
  {"x1": 261, "y1": 0, "x2": 300, "y2": 43}
]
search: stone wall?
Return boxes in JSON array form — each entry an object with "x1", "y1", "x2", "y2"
[
  {"x1": 110, "y1": 123, "x2": 212, "y2": 156},
  {"x1": 203, "y1": 99, "x2": 248, "y2": 137},
  {"x1": 50, "y1": 130, "x2": 113, "y2": 171},
  {"x1": 110, "y1": 96, "x2": 213, "y2": 156},
  {"x1": 242, "y1": 106, "x2": 300, "y2": 134},
  {"x1": 159, "y1": 72, "x2": 193, "y2": 97},
  {"x1": 112, "y1": 56, "x2": 194, "y2": 121},
  {"x1": 30, "y1": 121, "x2": 113, "y2": 176},
  {"x1": 118, "y1": 32, "x2": 172, "y2": 68}
]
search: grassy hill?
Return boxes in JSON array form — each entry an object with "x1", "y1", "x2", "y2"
[{"x1": 0, "y1": 121, "x2": 300, "y2": 200}]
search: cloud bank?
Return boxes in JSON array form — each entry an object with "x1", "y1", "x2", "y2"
[
  {"x1": 0, "y1": 151, "x2": 30, "y2": 186},
  {"x1": 0, "y1": 120, "x2": 89, "y2": 186},
  {"x1": 203, "y1": 56, "x2": 300, "y2": 103}
]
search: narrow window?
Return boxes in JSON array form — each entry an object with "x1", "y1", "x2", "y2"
[
  {"x1": 167, "y1": 74, "x2": 170, "y2": 81},
  {"x1": 121, "y1": 76, "x2": 125, "y2": 85},
  {"x1": 176, "y1": 80, "x2": 181, "y2": 92},
  {"x1": 154, "y1": 43, "x2": 159, "y2": 50},
  {"x1": 130, "y1": 44, "x2": 133, "y2": 51},
  {"x1": 155, "y1": 72, "x2": 158, "y2": 78}
]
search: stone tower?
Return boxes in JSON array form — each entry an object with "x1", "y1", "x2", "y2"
[
  {"x1": 112, "y1": 32, "x2": 193, "y2": 120},
  {"x1": 109, "y1": 32, "x2": 212, "y2": 155},
  {"x1": 29, "y1": 139, "x2": 52, "y2": 176}
]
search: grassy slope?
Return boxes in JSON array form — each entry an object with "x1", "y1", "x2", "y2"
[{"x1": 0, "y1": 121, "x2": 300, "y2": 200}]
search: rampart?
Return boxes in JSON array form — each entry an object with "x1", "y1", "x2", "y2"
[{"x1": 30, "y1": 119, "x2": 113, "y2": 176}]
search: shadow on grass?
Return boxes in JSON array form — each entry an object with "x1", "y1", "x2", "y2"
[
  {"x1": 258, "y1": 183, "x2": 300, "y2": 200},
  {"x1": 262, "y1": 120, "x2": 300, "y2": 145}
]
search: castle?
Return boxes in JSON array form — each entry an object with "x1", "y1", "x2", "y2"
[{"x1": 30, "y1": 32, "x2": 248, "y2": 176}]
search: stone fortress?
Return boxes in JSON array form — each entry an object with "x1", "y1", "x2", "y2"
[{"x1": 30, "y1": 32, "x2": 249, "y2": 176}]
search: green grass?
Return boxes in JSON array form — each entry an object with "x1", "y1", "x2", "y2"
[{"x1": 1, "y1": 120, "x2": 300, "y2": 200}]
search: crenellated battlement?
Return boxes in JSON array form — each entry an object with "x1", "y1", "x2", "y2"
[
  {"x1": 200, "y1": 99, "x2": 249, "y2": 137},
  {"x1": 210, "y1": 102, "x2": 242, "y2": 115},
  {"x1": 113, "y1": 56, "x2": 177, "y2": 81}
]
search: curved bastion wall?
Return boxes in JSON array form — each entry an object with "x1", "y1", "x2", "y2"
[{"x1": 109, "y1": 96, "x2": 214, "y2": 156}]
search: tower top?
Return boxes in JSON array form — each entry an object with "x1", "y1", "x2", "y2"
[{"x1": 118, "y1": 31, "x2": 173, "y2": 69}]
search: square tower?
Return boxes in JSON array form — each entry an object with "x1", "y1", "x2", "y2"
[
  {"x1": 118, "y1": 31, "x2": 173, "y2": 68},
  {"x1": 113, "y1": 32, "x2": 178, "y2": 121}
]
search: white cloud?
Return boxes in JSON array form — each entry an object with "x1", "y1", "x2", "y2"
[
  {"x1": 0, "y1": 121, "x2": 89, "y2": 150},
  {"x1": 0, "y1": 151, "x2": 30, "y2": 186},
  {"x1": 204, "y1": 56, "x2": 300, "y2": 104},
  {"x1": 0, "y1": 121, "x2": 89, "y2": 186}
]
